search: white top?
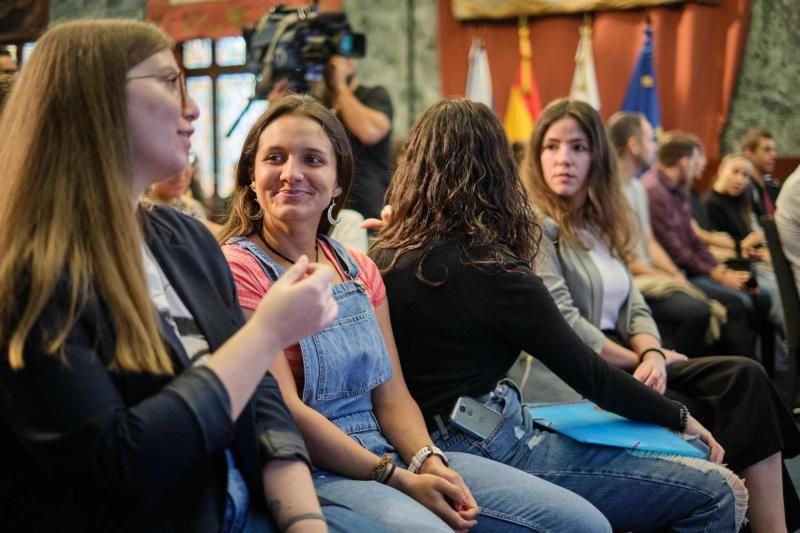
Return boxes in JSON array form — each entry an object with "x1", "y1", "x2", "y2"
[
  {"x1": 141, "y1": 242, "x2": 211, "y2": 365},
  {"x1": 621, "y1": 177, "x2": 652, "y2": 266},
  {"x1": 580, "y1": 230, "x2": 631, "y2": 330}
]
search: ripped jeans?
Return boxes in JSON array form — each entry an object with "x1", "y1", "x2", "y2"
[{"x1": 431, "y1": 380, "x2": 747, "y2": 532}]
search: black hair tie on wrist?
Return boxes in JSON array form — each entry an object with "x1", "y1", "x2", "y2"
[
  {"x1": 639, "y1": 347, "x2": 666, "y2": 363},
  {"x1": 282, "y1": 512, "x2": 326, "y2": 531}
]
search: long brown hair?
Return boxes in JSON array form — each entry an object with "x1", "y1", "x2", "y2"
[
  {"x1": 522, "y1": 98, "x2": 633, "y2": 260},
  {"x1": 0, "y1": 20, "x2": 175, "y2": 374},
  {"x1": 372, "y1": 98, "x2": 541, "y2": 272},
  {"x1": 218, "y1": 94, "x2": 354, "y2": 243}
]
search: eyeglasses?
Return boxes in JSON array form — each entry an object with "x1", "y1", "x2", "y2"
[{"x1": 127, "y1": 70, "x2": 186, "y2": 108}]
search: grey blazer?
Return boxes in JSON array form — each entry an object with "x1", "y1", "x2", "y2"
[{"x1": 539, "y1": 217, "x2": 661, "y2": 353}]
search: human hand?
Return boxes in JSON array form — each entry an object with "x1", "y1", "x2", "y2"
[
  {"x1": 633, "y1": 354, "x2": 668, "y2": 394},
  {"x1": 684, "y1": 415, "x2": 725, "y2": 464},
  {"x1": 324, "y1": 56, "x2": 350, "y2": 95},
  {"x1": 391, "y1": 468, "x2": 478, "y2": 531},
  {"x1": 359, "y1": 205, "x2": 392, "y2": 231},
  {"x1": 267, "y1": 78, "x2": 290, "y2": 103},
  {"x1": 741, "y1": 231, "x2": 765, "y2": 251},
  {"x1": 715, "y1": 268, "x2": 750, "y2": 291},
  {"x1": 746, "y1": 245, "x2": 770, "y2": 263},
  {"x1": 418, "y1": 457, "x2": 480, "y2": 526},
  {"x1": 670, "y1": 271, "x2": 689, "y2": 283},
  {"x1": 252, "y1": 256, "x2": 338, "y2": 349},
  {"x1": 663, "y1": 349, "x2": 689, "y2": 366}
]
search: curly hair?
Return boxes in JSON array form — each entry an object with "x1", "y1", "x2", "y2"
[
  {"x1": 372, "y1": 98, "x2": 541, "y2": 274},
  {"x1": 521, "y1": 98, "x2": 634, "y2": 260}
]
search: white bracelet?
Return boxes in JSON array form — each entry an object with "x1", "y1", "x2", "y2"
[{"x1": 407, "y1": 445, "x2": 448, "y2": 474}]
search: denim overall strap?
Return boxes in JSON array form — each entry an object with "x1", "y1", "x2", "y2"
[
  {"x1": 317, "y1": 233, "x2": 359, "y2": 279},
  {"x1": 225, "y1": 235, "x2": 393, "y2": 421},
  {"x1": 225, "y1": 236, "x2": 284, "y2": 283}
]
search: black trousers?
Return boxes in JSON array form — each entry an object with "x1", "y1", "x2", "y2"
[{"x1": 645, "y1": 292, "x2": 711, "y2": 357}]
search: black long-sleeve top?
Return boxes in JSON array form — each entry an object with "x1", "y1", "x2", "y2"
[
  {"x1": 372, "y1": 238, "x2": 681, "y2": 432},
  {"x1": 704, "y1": 189, "x2": 753, "y2": 242},
  {"x1": 0, "y1": 207, "x2": 309, "y2": 532}
]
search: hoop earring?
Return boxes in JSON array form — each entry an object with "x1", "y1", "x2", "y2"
[
  {"x1": 247, "y1": 182, "x2": 264, "y2": 220},
  {"x1": 327, "y1": 198, "x2": 342, "y2": 226},
  {"x1": 248, "y1": 201, "x2": 264, "y2": 221}
]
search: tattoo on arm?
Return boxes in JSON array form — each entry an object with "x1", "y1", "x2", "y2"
[{"x1": 268, "y1": 499, "x2": 282, "y2": 514}]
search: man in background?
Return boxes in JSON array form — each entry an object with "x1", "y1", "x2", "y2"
[
  {"x1": 323, "y1": 55, "x2": 392, "y2": 221},
  {"x1": 741, "y1": 128, "x2": 780, "y2": 218},
  {"x1": 608, "y1": 112, "x2": 713, "y2": 356},
  {"x1": 643, "y1": 131, "x2": 769, "y2": 358}
]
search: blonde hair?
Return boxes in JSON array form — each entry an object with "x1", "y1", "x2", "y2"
[
  {"x1": 0, "y1": 19, "x2": 175, "y2": 374},
  {"x1": 522, "y1": 98, "x2": 633, "y2": 260},
  {"x1": 715, "y1": 152, "x2": 754, "y2": 228}
]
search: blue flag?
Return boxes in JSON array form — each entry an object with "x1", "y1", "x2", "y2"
[{"x1": 621, "y1": 25, "x2": 661, "y2": 133}]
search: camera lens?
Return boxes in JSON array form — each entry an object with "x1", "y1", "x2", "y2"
[{"x1": 459, "y1": 405, "x2": 465, "y2": 412}]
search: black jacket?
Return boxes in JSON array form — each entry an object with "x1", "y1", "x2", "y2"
[{"x1": 0, "y1": 206, "x2": 308, "y2": 532}]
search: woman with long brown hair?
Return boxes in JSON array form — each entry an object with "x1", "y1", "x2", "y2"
[
  {"x1": 0, "y1": 19, "x2": 379, "y2": 532},
  {"x1": 523, "y1": 98, "x2": 799, "y2": 532},
  {"x1": 371, "y1": 97, "x2": 745, "y2": 532}
]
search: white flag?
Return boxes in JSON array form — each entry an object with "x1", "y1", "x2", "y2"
[
  {"x1": 465, "y1": 38, "x2": 493, "y2": 109},
  {"x1": 569, "y1": 21, "x2": 600, "y2": 110}
]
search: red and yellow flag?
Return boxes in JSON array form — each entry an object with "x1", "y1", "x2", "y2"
[{"x1": 503, "y1": 19, "x2": 542, "y2": 144}]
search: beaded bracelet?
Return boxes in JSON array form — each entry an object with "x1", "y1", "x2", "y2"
[
  {"x1": 673, "y1": 401, "x2": 690, "y2": 432},
  {"x1": 377, "y1": 463, "x2": 397, "y2": 485},
  {"x1": 368, "y1": 453, "x2": 393, "y2": 481},
  {"x1": 639, "y1": 347, "x2": 666, "y2": 363}
]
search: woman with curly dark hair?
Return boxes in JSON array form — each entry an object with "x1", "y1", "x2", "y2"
[{"x1": 371, "y1": 98, "x2": 746, "y2": 532}]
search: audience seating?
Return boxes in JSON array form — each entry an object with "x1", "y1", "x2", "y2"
[{"x1": 761, "y1": 215, "x2": 800, "y2": 413}]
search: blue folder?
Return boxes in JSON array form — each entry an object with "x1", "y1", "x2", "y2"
[{"x1": 526, "y1": 401, "x2": 707, "y2": 458}]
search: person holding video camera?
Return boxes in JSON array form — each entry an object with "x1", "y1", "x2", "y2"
[{"x1": 323, "y1": 56, "x2": 393, "y2": 221}]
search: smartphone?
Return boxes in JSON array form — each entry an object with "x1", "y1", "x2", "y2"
[{"x1": 449, "y1": 396, "x2": 503, "y2": 440}]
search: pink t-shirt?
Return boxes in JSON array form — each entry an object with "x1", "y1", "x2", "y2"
[{"x1": 222, "y1": 238, "x2": 386, "y2": 391}]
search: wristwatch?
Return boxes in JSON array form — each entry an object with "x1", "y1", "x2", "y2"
[{"x1": 408, "y1": 445, "x2": 448, "y2": 474}]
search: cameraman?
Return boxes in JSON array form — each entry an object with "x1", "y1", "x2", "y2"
[
  {"x1": 270, "y1": 56, "x2": 393, "y2": 221},
  {"x1": 325, "y1": 56, "x2": 392, "y2": 221}
]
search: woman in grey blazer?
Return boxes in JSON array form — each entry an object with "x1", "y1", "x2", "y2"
[{"x1": 523, "y1": 97, "x2": 800, "y2": 533}]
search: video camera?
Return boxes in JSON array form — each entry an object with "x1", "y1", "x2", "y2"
[{"x1": 243, "y1": 4, "x2": 366, "y2": 98}]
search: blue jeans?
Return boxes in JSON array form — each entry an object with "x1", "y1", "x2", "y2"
[
  {"x1": 314, "y1": 411, "x2": 611, "y2": 533},
  {"x1": 235, "y1": 503, "x2": 390, "y2": 533},
  {"x1": 690, "y1": 274, "x2": 772, "y2": 358},
  {"x1": 432, "y1": 381, "x2": 744, "y2": 532}
]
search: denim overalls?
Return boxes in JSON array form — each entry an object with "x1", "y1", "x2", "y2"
[
  {"x1": 227, "y1": 235, "x2": 396, "y2": 456},
  {"x1": 226, "y1": 235, "x2": 629, "y2": 532}
]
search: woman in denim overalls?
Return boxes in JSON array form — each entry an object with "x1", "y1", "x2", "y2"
[{"x1": 219, "y1": 95, "x2": 614, "y2": 532}]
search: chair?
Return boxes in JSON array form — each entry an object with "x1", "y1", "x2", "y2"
[{"x1": 760, "y1": 215, "x2": 800, "y2": 412}]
